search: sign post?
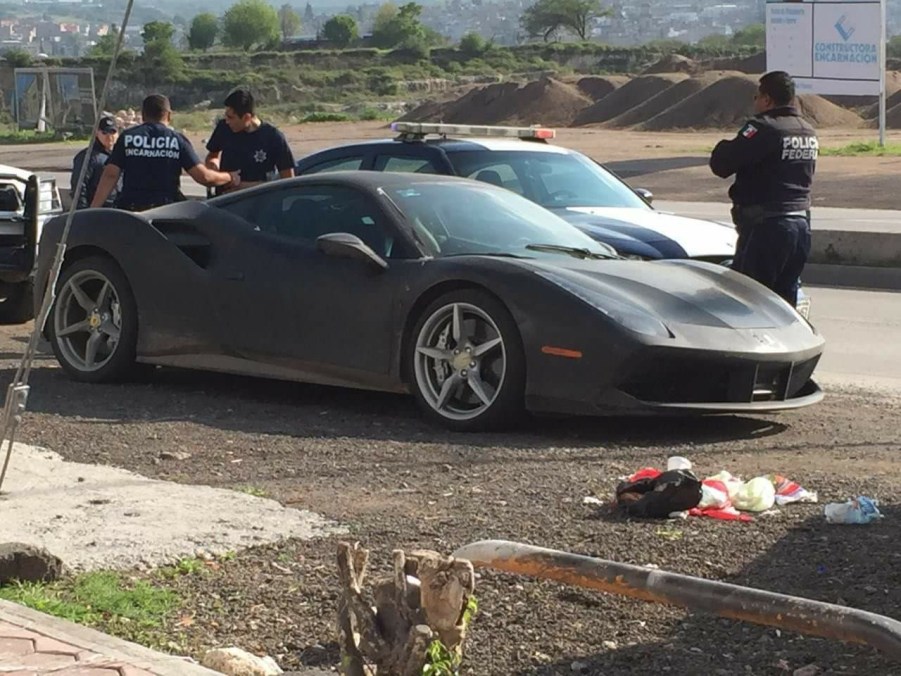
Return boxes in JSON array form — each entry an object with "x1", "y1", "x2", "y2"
[{"x1": 766, "y1": 0, "x2": 887, "y2": 145}]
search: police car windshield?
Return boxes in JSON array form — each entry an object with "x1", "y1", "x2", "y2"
[
  {"x1": 383, "y1": 181, "x2": 614, "y2": 259},
  {"x1": 447, "y1": 150, "x2": 650, "y2": 210}
]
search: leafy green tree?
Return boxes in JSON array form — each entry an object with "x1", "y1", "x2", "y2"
[
  {"x1": 88, "y1": 27, "x2": 119, "y2": 57},
  {"x1": 521, "y1": 0, "x2": 608, "y2": 41},
  {"x1": 323, "y1": 15, "x2": 359, "y2": 48},
  {"x1": 188, "y1": 13, "x2": 219, "y2": 51},
  {"x1": 371, "y1": 2, "x2": 436, "y2": 49},
  {"x1": 458, "y1": 31, "x2": 486, "y2": 56},
  {"x1": 141, "y1": 20, "x2": 175, "y2": 45},
  {"x1": 889, "y1": 35, "x2": 901, "y2": 59},
  {"x1": 3, "y1": 48, "x2": 33, "y2": 68},
  {"x1": 223, "y1": 0, "x2": 281, "y2": 51},
  {"x1": 731, "y1": 23, "x2": 765, "y2": 48},
  {"x1": 141, "y1": 21, "x2": 184, "y2": 81},
  {"x1": 278, "y1": 4, "x2": 302, "y2": 41}
]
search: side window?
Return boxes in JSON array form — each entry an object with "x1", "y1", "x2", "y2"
[
  {"x1": 220, "y1": 185, "x2": 401, "y2": 259},
  {"x1": 303, "y1": 156, "x2": 365, "y2": 174},
  {"x1": 374, "y1": 155, "x2": 440, "y2": 174},
  {"x1": 464, "y1": 163, "x2": 523, "y2": 196}
]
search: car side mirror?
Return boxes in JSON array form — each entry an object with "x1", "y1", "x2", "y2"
[
  {"x1": 634, "y1": 188, "x2": 653, "y2": 204},
  {"x1": 316, "y1": 232, "x2": 388, "y2": 270}
]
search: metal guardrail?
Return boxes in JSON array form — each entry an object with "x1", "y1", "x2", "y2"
[{"x1": 452, "y1": 540, "x2": 901, "y2": 661}]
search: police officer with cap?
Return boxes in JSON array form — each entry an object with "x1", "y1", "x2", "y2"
[
  {"x1": 91, "y1": 94, "x2": 238, "y2": 211},
  {"x1": 71, "y1": 114, "x2": 119, "y2": 209},
  {"x1": 709, "y1": 70, "x2": 817, "y2": 308}
]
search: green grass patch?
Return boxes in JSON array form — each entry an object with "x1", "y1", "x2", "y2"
[
  {"x1": 0, "y1": 129, "x2": 90, "y2": 145},
  {"x1": 0, "y1": 570, "x2": 177, "y2": 628},
  {"x1": 819, "y1": 140, "x2": 901, "y2": 156}
]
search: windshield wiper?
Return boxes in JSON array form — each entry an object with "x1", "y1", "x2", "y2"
[
  {"x1": 525, "y1": 243, "x2": 615, "y2": 260},
  {"x1": 443, "y1": 252, "x2": 526, "y2": 259}
]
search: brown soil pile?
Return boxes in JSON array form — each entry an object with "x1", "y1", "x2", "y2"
[
  {"x1": 638, "y1": 74, "x2": 759, "y2": 130},
  {"x1": 642, "y1": 54, "x2": 698, "y2": 75},
  {"x1": 572, "y1": 74, "x2": 688, "y2": 126},
  {"x1": 576, "y1": 75, "x2": 630, "y2": 101},
  {"x1": 795, "y1": 95, "x2": 863, "y2": 128},
  {"x1": 603, "y1": 71, "x2": 738, "y2": 128},
  {"x1": 398, "y1": 76, "x2": 591, "y2": 126},
  {"x1": 701, "y1": 52, "x2": 766, "y2": 74},
  {"x1": 869, "y1": 102, "x2": 901, "y2": 128}
]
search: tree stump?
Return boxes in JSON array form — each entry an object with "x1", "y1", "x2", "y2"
[{"x1": 336, "y1": 542, "x2": 476, "y2": 675}]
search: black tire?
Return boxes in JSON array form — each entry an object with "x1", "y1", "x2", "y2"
[
  {"x1": 0, "y1": 281, "x2": 35, "y2": 325},
  {"x1": 406, "y1": 288, "x2": 526, "y2": 432},
  {"x1": 49, "y1": 255, "x2": 139, "y2": 383}
]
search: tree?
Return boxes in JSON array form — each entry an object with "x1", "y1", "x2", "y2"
[
  {"x1": 371, "y1": 2, "x2": 431, "y2": 49},
  {"x1": 731, "y1": 23, "x2": 765, "y2": 48},
  {"x1": 323, "y1": 15, "x2": 358, "y2": 47},
  {"x1": 141, "y1": 21, "x2": 184, "y2": 81},
  {"x1": 3, "y1": 48, "x2": 33, "y2": 68},
  {"x1": 303, "y1": 1, "x2": 315, "y2": 25},
  {"x1": 521, "y1": 0, "x2": 608, "y2": 41},
  {"x1": 88, "y1": 26, "x2": 119, "y2": 57},
  {"x1": 278, "y1": 4, "x2": 302, "y2": 41},
  {"x1": 188, "y1": 13, "x2": 219, "y2": 51},
  {"x1": 458, "y1": 31, "x2": 485, "y2": 57},
  {"x1": 222, "y1": 0, "x2": 281, "y2": 51},
  {"x1": 141, "y1": 20, "x2": 175, "y2": 45}
]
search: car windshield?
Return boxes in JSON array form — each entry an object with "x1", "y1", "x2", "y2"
[
  {"x1": 382, "y1": 180, "x2": 615, "y2": 259},
  {"x1": 447, "y1": 149, "x2": 650, "y2": 210}
]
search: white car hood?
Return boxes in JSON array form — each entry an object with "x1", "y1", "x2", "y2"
[{"x1": 566, "y1": 206, "x2": 737, "y2": 259}]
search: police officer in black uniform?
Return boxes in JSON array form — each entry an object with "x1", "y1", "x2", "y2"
[
  {"x1": 203, "y1": 88, "x2": 295, "y2": 196},
  {"x1": 709, "y1": 71, "x2": 817, "y2": 308},
  {"x1": 91, "y1": 94, "x2": 238, "y2": 211},
  {"x1": 71, "y1": 114, "x2": 120, "y2": 209}
]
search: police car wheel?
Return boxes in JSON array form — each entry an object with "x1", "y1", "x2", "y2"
[
  {"x1": 50, "y1": 255, "x2": 139, "y2": 383},
  {"x1": 407, "y1": 289, "x2": 526, "y2": 432}
]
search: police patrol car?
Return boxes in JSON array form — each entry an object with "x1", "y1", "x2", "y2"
[{"x1": 294, "y1": 122, "x2": 810, "y2": 317}]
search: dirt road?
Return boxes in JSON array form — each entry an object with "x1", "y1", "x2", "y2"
[
  {"x1": 3, "y1": 317, "x2": 898, "y2": 674},
  {"x1": 2, "y1": 122, "x2": 900, "y2": 209}
]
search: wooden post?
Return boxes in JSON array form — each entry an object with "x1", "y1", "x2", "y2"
[{"x1": 336, "y1": 542, "x2": 476, "y2": 675}]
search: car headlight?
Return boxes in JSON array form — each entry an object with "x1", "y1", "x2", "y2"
[{"x1": 535, "y1": 270, "x2": 673, "y2": 338}]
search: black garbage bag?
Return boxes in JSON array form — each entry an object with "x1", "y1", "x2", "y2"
[{"x1": 615, "y1": 469, "x2": 703, "y2": 518}]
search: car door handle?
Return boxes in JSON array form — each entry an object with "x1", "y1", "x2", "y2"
[{"x1": 225, "y1": 271, "x2": 244, "y2": 281}]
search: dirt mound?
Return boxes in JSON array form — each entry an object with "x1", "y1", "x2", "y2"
[
  {"x1": 701, "y1": 52, "x2": 766, "y2": 74},
  {"x1": 572, "y1": 74, "x2": 688, "y2": 126},
  {"x1": 398, "y1": 76, "x2": 591, "y2": 126},
  {"x1": 576, "y1": 75, "x2": 630, "y2": 101},
  {"x1": 795, "y1": 95, "x2": 863, "y2": 128},
  {"x1": 643, "y1": 54, "x2": 698, "y2": 75},
  {"x1": 869, "y1": 101, "x2": 901, "y2": 128},
  {"x1": 604, "y1": 71, "x2": 739, "y2": 128},
  {"x1": 638, "y1": 74, "x2": 759, "y2": 130}
]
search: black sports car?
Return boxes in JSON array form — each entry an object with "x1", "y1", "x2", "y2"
[{"x1": 35, "y1": 172, "x2": 825, "y2": 431}]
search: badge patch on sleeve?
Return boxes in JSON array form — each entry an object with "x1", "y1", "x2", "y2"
[{"x1": 741, "y1": 123, "x2": 758, "y2": 139}]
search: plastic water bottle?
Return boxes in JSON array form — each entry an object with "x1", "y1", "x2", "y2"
[{"x1": 824, "y1": 496, "x2": 883, "y2": 524}]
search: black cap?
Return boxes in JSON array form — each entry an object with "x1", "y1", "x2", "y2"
[{"x1": 98, "y1": 115, "x2": 117, "y2": 133}]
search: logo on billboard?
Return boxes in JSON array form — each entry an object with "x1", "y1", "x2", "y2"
[{"x1": 834, "y1": 14, "x2": 855, "y2": 41}]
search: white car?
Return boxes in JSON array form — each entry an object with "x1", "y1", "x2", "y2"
[{"x1": 0, "y1": 163, "x2": 63, "y2": 323}]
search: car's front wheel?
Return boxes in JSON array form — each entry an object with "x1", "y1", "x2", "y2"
[
  {"x1": 49, "y1": 255, "x2": 138, "y2": 383},
  {"x1": 408, "y1": 289, "x2": 525, "y2": 432}
]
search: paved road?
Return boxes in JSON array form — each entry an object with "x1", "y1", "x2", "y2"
[{"x1": 807, "y1": 285, "x2": 901, "y2": 392}]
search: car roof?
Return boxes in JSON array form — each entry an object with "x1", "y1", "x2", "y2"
[{"x1": 305, "y1": 137, "x2": 574, "y2": 156}]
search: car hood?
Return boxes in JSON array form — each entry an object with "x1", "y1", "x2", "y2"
[
  {"x1": 556, "y1": 206, "x2": 737, "y2": 259},
  {"x1": 524, "y1": 257, "x2": 802, "y2": 330}
]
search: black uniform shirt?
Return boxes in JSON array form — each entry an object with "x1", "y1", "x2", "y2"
[
  {"x1": 710, "y1": 106, "x2": 818, "y2": 213},
  {"x1": 71, "y1": 140, "x2": 118, "y2": 208},
  {"x1": 108, "y1": 122, "x2": 201, "y2": 208},
  {"x1": 205, "y1": 119, "x2": 294, "y2": 193}
]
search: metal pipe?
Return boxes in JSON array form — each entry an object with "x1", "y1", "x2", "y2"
[{"x1": 452, "y1": 540, "x2": 901, "y2": 660}]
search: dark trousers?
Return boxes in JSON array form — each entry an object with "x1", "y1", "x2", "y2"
[{"x1": 732, "y1": 214, "x2": 811, "y2": 307}]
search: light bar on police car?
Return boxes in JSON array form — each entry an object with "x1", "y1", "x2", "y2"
[{"x1": 391, "y1": 122, "x2": 556, "y2": 140}]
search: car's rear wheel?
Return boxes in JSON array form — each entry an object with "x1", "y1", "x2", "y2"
[
  {"x1": 49, "y1": 255, "x2": 138, "y2": 383},
  {"x1": 408, "y1": 289, "x2": 525, "y2": 431}
]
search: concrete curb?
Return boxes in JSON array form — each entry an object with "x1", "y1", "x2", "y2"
[
  {"x1": 0, "y1": 599, "x2": 223, "y2": 675},
  {"x1": 804, "y1": 264, "x2": 901, "y2": 291}
]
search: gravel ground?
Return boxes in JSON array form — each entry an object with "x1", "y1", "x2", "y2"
[{"x1": 2, "y1": 326, "x2": 899, "y2": 675}]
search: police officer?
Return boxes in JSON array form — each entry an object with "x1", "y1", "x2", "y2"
[
  {"x1": 709, "y1": 71, "x2": 817, "y2": 308},
  {"x1": 71, "y1": 114, "x2": 119, "y2": 209},
  {"x1": 91, "y1": 94, "x2": 238, "y2": 211},
  {"x1": 203, "y1": 88, "x2": 295, "y2": 195}
]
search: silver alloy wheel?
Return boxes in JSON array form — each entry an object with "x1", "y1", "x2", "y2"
[
  {"x1": 53, "y1": 269, "x2": 122, "y2": 373},
  {"x1": 413, "y1": 302, "x2": 506, "y2": 421}
]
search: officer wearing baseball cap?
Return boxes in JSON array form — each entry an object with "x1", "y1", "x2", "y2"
[
  {"x1": 91, "y1": 94, "x2": 238, "y2": 211},
  {"x1": 71, "y1": 114, "x2": 120, "y2": 209},
  {"x1": 709, "y1": 71, "x2": 817, "y2": 308}
]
